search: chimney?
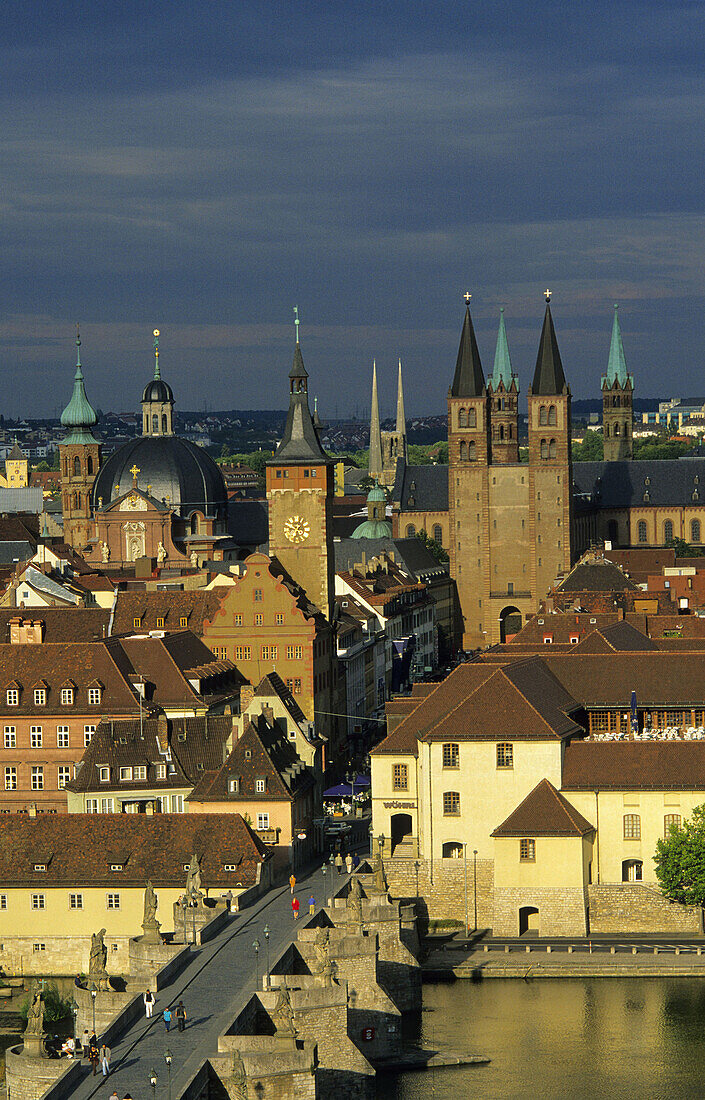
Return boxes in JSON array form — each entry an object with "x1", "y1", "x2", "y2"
[
  {"x1": 145, "y1": 803, "x2": 154, "y2": 816},
  {"x1": 261, "y1": 703, "x2": 274, "y2": 726},
  {"x1": 28, "y1": 803, "x2": 37, "y2": 818},
  {"x1": 240, "y1": 684, "x2": 255, "y2": 712},
  {"x1": 157, "y1": 713, "x2": 169, "y2": 747}
]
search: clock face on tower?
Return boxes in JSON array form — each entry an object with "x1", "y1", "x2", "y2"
[{"x1": 284, "y1": 515, "x2": 311, "y2": 544}]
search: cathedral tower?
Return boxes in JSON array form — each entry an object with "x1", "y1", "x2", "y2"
[
  {"x1": 380, "y1": 359, "x2": 408, "y2": 486},
  {"x1": 266, "y1": 312, "x2": 334, "y2": 619},
  {"x1": 59, "y1": 327, "x2": 102, "y2": 551},
  {"x1": 487, "y1": 309, "x2": 519, "y2": 464},
  {"x1": 142, "y1": 330, "x2": 175, "y2": 437},
  {"x1": 602, "y1": 304, "x2": 633, "y2": 462},
  {"x1": 527, "y1": 292, "x2": 573, "y2": 601},
  {"x1": 447, "y1": 295, "x2": 491, "y2": 648}
]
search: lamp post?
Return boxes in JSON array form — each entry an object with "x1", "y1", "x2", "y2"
[
  {"x1": 190, "y1": 888, "x2": 198, "y2": 945},
  {"x1": 322, "y1": 862, "x2": 329, "y2": 906},
  {"x1": 252, "y1": 939, "x2": 260, "y2": 991},
  {"x1": 413, "y1": 860, "x2": 420, "y2": 902},
  {"x1": 164, "y1": 1049, "x2": 172, "y2": 1100},
  {"x1": 473, "y1": 848, "x2": 478, "y2": 932},
  {"x1": 263, "y1": 925, "x2": 270, "y2": 991},
  {"x1": 149, "y1": 1068, "x2": 158, "y2": 1100},
  {"x1": 90, "y1": 988, "x2": 97, "y2": 1035},
  {"x1": 71, "y1": 1002, "x2": 78, "y2": 1057}
]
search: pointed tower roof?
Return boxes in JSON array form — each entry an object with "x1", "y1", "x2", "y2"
[
  {"x1": 271, "y1": 320, "x2": 329, "y2": 466},
  {"x1": 604, "y1": 304, "x2": 631, "y2": 387},
  {"x1": 7, "y1": 437, "x2": 24, "y2": 461},
  {"x1": 60, "y1": 326, "x2": 99, "y2": 445},
  {"x1": 450, "y1": 297, "x2": 485, "y2": 398},
  {"x1": 531, "y1": 293, "x2": 568, "y2": 395},
  {"x1": 368, "y1": 360, "x2": 383, "y2": 480},
  {"x1": 396, "y1": 359, "x2": 406, "y2": 435},
  {"x1": 490, "y1": 308, "x2": 514, "y2": 390}
]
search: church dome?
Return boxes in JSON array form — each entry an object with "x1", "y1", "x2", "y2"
[
  {"x1": 142, "y1": 377, "x2": 174, "y2": 404},
  {"x1": 91, "y1": 436, "x2": 227, "y2": 519},
  {"x1": 352, "y1": 516, "x2": 392, "y2": 539}
]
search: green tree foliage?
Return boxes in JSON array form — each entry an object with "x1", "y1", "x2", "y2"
[
  {"x1": 20, "y1": 983, "x2": 73, "y2": 1023},
  {"x1": 666, "y1": 537, "x2": 704, "y2": 559},
  {"x1": 655, "y1": 803, "x2": 705, "y2": 907},
  {"x1": 572, "y1": 430, "x2": 604, "y2": 461},
  {"x1": 416, "y1": 529, "x2": 449, "y2": 563},
  {"x1": 217, "y1": 451, "x2": 272, "y2": 474},
  {"x1": 634, "y1": 438, "x2": 694, "y2": 461}
]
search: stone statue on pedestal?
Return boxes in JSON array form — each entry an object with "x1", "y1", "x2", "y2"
[
  {"x1": 229, "y1": 1049, "x2": 248, "y2": 1100},
  {"x1": 185, "y1": 853, "x2": 202, "y2": 901},
  {"x1": 313, "y1": 930, "x2": 337, "y2": 989},
  {"x1": 89, "y1": 928, "x2": 110, "y2": 991},
  {"x1": 373, "y1": 850, "x2": 387, "y2": 895},
  {"x1": 25, "y1": 986, "x2": 44, "y2": 1037},
  {"x1": 141, "y1": 881, "x2": 162, "y2": 943},
  {"x1": 346, "y1": 875, "x2": 364, "y2": 923},
  {"x1": 272, "y1": 979, "x2": 297, "y2": 1036}
]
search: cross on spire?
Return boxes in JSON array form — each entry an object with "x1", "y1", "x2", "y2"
[
  {"x1": 463, "y1": 291, "x2": 472, "y2": 304},
  {"x1": 544, "y1": 288, "x2": 552, "y2": 303},
  {"x1": 153, "y1": 329, "x2": 161, "y2": 380}
]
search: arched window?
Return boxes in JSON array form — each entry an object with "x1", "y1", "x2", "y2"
[
  {"x1": 63, "y1": 458, "x2": 68, "y2": 477},
  {"x1": 614, "y1": 422, "x2": 621, "y2": 436},
  {"x1": 638, "y1": 520, "x2": 647, "y2": 544},
  {"x1": 540, "y1": 439, "x2": 548, "y2": 459},
  {"x1": 549, "y1": 439, "x2": 557, "y2": 459},
  {"x1": 548, "y1": 405, "x2": 557, "y2": 426},
  {"x1": 433, "y1": 524, "x2": 443, "y2": 545},
  {"x1": 73, "y1": 456, "x2": 81, "y2": 477},
  {"x1": 539, "y1": 406, "x2": 548, "y2": 425},
  {"x1": 442, "y1": 842, "x2": 463, "y2": 858},
  {"x1": 144, "y1": 415, "x2": 149, "y2": 434},
  {"x1": 624, "y1": 422, "x2": 629, "y2": 437},
  {"x1": 86, "y1": 455, "x2": 93, "y2": 476},
  {"x1": 72, "y1": 492, "x2": 78, "y2": 508},
  {"x1": 406, "y1": 524, "x2": 416, "y2": 537},
  {"x1": 191, "y1": 514, "x2": 200, "y2": 535},
  {"x1": 499, "y1": 425, "x2": 505, "y2": 441},
  {"x1": 692, "y1": 519, "x2": 701, "y2": 544},
  {"x1": 152, "y1": 414, "x2": 159, "y2": 433},
  {"x1": 664, "y1": 520, "x2": 674, "y2": 544},
  {"x1": 162, "y1": 414, "x2": 168, "y2": 433},
  {"x1": 622, "y1": 859, "x2": 642, "y2": 882},
  {"x1": 468, "y1": 408, "x2": 477, "y2": 428},
  {"x1": 459, "y1": 441, "x2": 467, "y2": 461},
  {"x1": 508, "y1": 425, "x2": 513, "y2": 439},
  {"x1": 458, "y1": 408, "x2": 467, "y2": 428},
  {"x1": 468, "y1": 441, "x2": 476, "y2": 460}
]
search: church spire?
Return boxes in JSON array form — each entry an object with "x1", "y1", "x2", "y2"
[
  {"x1": 450, "y1": 293, "x2": 485, "y2": 397},
  {"x1": 605, "y1": 304, "x2": 629, "y2": 386},
  {"x1": 396, "y1": 358, "x2": 406, "y2": 435},
  {"x1": 60, "y1": 325, "x2": 99, "y2": 444},
  {"x1": 369, "y1": 360, "x2": 383, "y2": 480},
  {"x1": 153, "y1": 328, "x2": 161, "y2": 380},
  {"x1": 273, "y1": 316, "x2": 328, "y2": 464},
  {"x1": 531, "y1": 291, "x2": 568, "y2": 395},
  {"x1": 490, "y1": 309, "x2": 514, "y2": 390}
]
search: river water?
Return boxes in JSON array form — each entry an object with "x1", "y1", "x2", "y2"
[{"x1": 376, "y1": 977, "x2": 705, "y2": 1099}]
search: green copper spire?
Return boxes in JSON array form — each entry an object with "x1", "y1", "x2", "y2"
[
  {"x1": 604, "y1": 304, "x2": 630, "y2": 386},
  {"x1": 490, "y1": 308, "x2": 514, "y2": 390},
  {"x1": 60, "y1": 324, "x2": 99, "y2": 444}
]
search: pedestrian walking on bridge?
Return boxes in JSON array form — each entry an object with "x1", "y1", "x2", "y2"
[
  {"x1": 175, "y1": 1000, "x2": 187, "y2": 1032},
  {"x1": 292, "y1": 895, "x2": 300, "y2": 920},
  {"x1": 289, "y1": 873, "x2": 296, "y2": 894}
]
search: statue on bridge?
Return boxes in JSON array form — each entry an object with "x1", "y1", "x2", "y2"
[
  {"x1": 185, "y1": 853, "x2": 203, "y2": 901},
  {"x1": 141, "y1": 881, "x2": 162, "y2": 943},
  {"x1": 89, "y1": 928, "x2": 110, "y2": 990},
  {"x1": 272, "y1": 978, "x2": 297, "y2": 1037},
  {"x1": 25, "y1": 985, "x2": 44, "y2": 1037}
]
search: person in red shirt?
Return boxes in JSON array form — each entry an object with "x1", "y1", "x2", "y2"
[{"x1": 292, "y1": 896, "x2": 300, "y2": 920}]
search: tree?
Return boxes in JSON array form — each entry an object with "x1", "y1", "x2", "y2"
[
  {"x1": 666, "y1": 537, "x2": 704, "y2": 559},
  {"x1": 654, "y1": 803, "x2": 705, "y2": 907},
  {"x1": 572, "y1": 430, "x2": 604, "y2": 462},
  {"x1": 416, "y1": 528, "x2": 449, "y2": 563}
]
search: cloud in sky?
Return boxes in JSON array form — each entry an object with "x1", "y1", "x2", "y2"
[{"x1": 1, "y1": 1, "x2": 705, "y2": 416}]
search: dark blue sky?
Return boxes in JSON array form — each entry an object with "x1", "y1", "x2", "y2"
[{"x1": 2, "y1": 1, "x2": 704, "y2": 418}]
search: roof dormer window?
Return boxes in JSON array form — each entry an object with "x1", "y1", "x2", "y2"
[
  {"x1": 61, "y1": 684, "x2": 75, "y2": 706},
  {"x1": 33, "y1": 688, "x2": 46, "y2": 706},
  {"x1": 33, "y1": 864, "x2": 46, "y2": 872},
  {"x1": 6, "y1": 686, "x2": 19, "y2": 707},
  {"x1": 228, "y1": 777, "x2": 240, "y2": 794}
]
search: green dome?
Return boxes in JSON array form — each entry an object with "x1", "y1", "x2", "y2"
[
  {"x1": 367, "y1": 483, "x2": 386, "y2": 503},
  {"x1": 352, "y1": 517, "x2": 392, "y2": 539},
  {"x1": 61, "y1": 339, "x2": 98, "y2": 444}
]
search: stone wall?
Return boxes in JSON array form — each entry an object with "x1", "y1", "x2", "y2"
[
  {"x1": 5, "y1": 1046, "x2": 78, "y2": 1100},
  {"x1": 382, "y1": 856, "x2": 495, "y2": 929},
  {"x1": 212, "y1": 1033, "x2": 317, "y2": 1100},
  {"x1": 588, "y1": 884, "x2": 703, "y2": 935},
  {"x1": 0, "y1": 935, "x2": 132, "y2": 977},
  {"x1": 493, "y1": 886, "x2": 588, "y2": 937},
  {"x1": 328, "y1": 895, "x2": 421, "y2": 1012}
]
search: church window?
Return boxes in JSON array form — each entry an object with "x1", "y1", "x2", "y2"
[
  {"x1": 87, "y1": 455, "x2": 93, "y2": 476},
  {"x1": 692, "y1": 520, "x2": 701, "y2": 543},
  {"x1": 623, "y1": 814, "x2": 641, "y2": 840},
  {"x1": 459, "y1": 441, "x2": 467, "y2": 461},
  {"x1": 162, "y1": 414, "x2": 168, "y2": 433},
  {"x1": 468, "y1": 408, "x2": 476, "y2": 427},
  {"x1": 73, "y1": 456, "x2": 81, "y2": 476},
  {"x1": 539, "y1": 406, "x2": 548, "y2": 425},
  {"x1": 459, "y1": 409, "x2": 467, "y2": 427},
  {"x1": 664, "y1": 520, "x2": 674, "y2": 543},
  {"x1": 499, "y1": 425, "x2": 505, "y2": 441},
  {"x1": 191, "y1": 514, "x2": 200, "y2": 535},
  {"x1": 614, "y1": 422, "x2": 620, "y2": 435},
  {"x1": 433, "y1": 525, "x2": 443, "y2": 545},
  {"x1": 468, "y1": 441, "x2": 476, "y2": 460},
  {"x1": 548, "y1": 405, "x2": 557, "y2": 426},
  {"x1": 549, "y1": 439, "x2": 557, "y2": 458},
  {"x1": 540, "y1": 439, "x2": 548, "y2": 459},
  {"x1": 508, "y1": 425, "x2": 513, "y2": 439},
  {"x1": 152, "y1": 415, "x2": 159, "y2": 433},
  {"x1": 406, "y1": 525, "x2": 416, "y2": 537}
]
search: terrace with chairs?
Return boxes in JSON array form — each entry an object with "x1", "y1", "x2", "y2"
[{"x1": 587, "y1": 708, "x2": 705, "y2": 742}]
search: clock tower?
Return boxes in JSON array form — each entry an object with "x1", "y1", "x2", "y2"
[{"x1": 266, "y1": 314, "x2": 334, "y2": 619}]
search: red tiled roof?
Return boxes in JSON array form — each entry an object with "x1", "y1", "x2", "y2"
[
  {"x1": 492, "y1": 779, "x2": 594, "y2": 837},
  {"x1": 562, "y1": 740, "x2": 705, "y2": 790}
]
